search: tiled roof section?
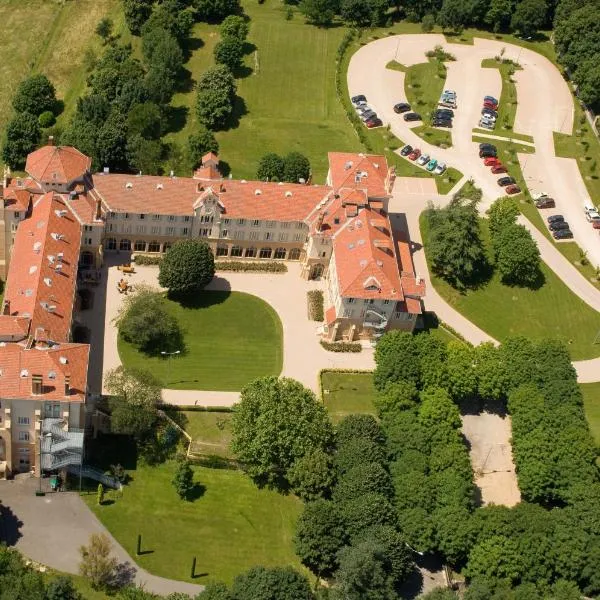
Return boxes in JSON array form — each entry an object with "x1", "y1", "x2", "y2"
[
  {"x1": 67, "y1": 192, "x2": 97, "y2": 224},
  {"x1": 0, "y1": 342, "x2": 88, "y2": 402},
  {"x1": 2, "y1": 192, "x2": 82, "y2": 342},
  {"x1": 328, "y1": 152, "x2": 389, "y2": 197},
  {"x1": 25, "y1": 146, "x2": 91, "y2": 185},
  {"x1": 395, "y1": 231, "x2": 426, "y2": 302},
  {"x1": 325, "y1": 306, "x2": 337, "y2": 325},
  {"x1": 0, "y1": 316, "x2": 31, "y2": 340},
  {"x1": 4, "y1": 189, "x2": 32, "y2": 212},
  {"x1": 93, "y1": 173, "x2": 330, "y2": 221}
]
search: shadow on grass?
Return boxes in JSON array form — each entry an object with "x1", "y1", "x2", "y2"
[
  {"x1": 169, "y1": 289, "x2": 232, "y2": 309},
  {"x1": 163, "y1": 105, "x2": 190, "y2": 134},
  {"x1": 501, "y1": 268, "x2": 546, "y2": 291},
  {"x1": 176, "y1": 66, "x2": 195, "y2": 94},
  {"x1": 186, "y1": 483, "x2": 207, "y2": 501},
  {"x1": 220, "y1": 95, "x2": 248, "y2": 131},
  {"x1": 182, "y1": 36, "x2": 204, "y2": 62},
  {"x1": 87, "y1": 434, "x2": 138, "y2": 471}
]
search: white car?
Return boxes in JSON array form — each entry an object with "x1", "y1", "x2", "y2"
[
  {"x1": 417, "y1": 154, "x2": 430, "y2": 166},
  {"x1": 586, "y1": 209, "x2": 600, "y2": 223},
  {"x1": 434, "y1": 162, "x2": 447, "y2": 175},
  {"x1": 532, "y1": 192, "x2": 549, "y2": 201}
]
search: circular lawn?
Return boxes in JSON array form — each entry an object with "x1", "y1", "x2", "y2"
[{"x1": 117, "y1": 291, "x2": 283, "y2": 391}]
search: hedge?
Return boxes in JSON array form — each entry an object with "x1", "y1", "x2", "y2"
[
  {"x1": 215, "y1": 261, "x2": 287, "y2": 273},
  {"x1": 320, "y1": 340, "x2": 362, "y2": 353},
  {"x1": 133, "y1": 254, "x2": 163, "y2": 265},
  {"x1": 307, "y1": 290, "x2": 324, "y2": 321}
]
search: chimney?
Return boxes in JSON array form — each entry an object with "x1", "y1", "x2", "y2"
[
  {"x1": 64, "y1": 374, "x2": 71, "y2": 396},
  {"x1": 48, "y1": 135, "x2": 54, "y2": 147},
  {"x1": 32, "y1": 374, "x2": 43, "y2": 396},
  {"x1": 2, "y1": 299, "x2": 9, "y2": 315}
]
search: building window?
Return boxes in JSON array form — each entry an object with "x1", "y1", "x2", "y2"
[
  {"x1": 383, "y1": 299, "x2": 390, "y2": 305},
  {"x1": 221, "y1": 229, "x2": 228, "y2": 238},
  {"x1": 85, "y1": 238, "x2": 92, "y2": 245},
  {"x1": 334, "y1": 218, "x2": 340, "y2": 224},
  {"x1": 17, "y1": 417, "x2": 30, "y2": 425},
  {"x1": 251, "y1": 219, "x2": 260, "y2": 227},
  {"x1": 84, "y1": 225, "x2": 92, "y2": 232},
  {"x1": 200, "y1": 228, "x2": 210, "y2": 236},
  {"x1": 343, "y1": 308, "x2": 352, "y2": 317},
  {"x1": 295, "y1": 222, "x2": 304, "y2": 229},
  {"x1": 234, "y1": 230, "x2": 245, "y2": 240},
  {"x1": 119, "y1": 239, "x2": 131, "y2": 251},
  {"x1": 14, "y1": 212, "x2": 20, "y2": 219},
  {"x1": 123, "y1": 213, "x2": 129, "y2": 219},
  {"x1": 134, "y1": 240, "x2": 146, "y2": 252},
  {"x1": 45, "y1": 402, "x2": 61, "y2": 418},
  {"x1": 289, "y1": 248, "x2": 301, "y2": 260},
  {"x1": 166, "y1": 226, "x2": 175, "y2": 236},
  {"x1": 223, "y1": 218, "x2": 230, "y2": 225},
  {"x1": 105, "y1": 238, "x2": 117, "y2": 250},
  {"x1": 148, "y1": 240, "x2": 161, "y2": 252},
  {"x1": 264, "y1": 232, "x2": 273, "y2": 241},
  {"x1": 281, "y1": 222, "x2": 291, "y2": 229},
  {"x1": 122, "y1": 224, "x2": 132, "y2": 234},
  {"x1": 181, "y1": 228, "x2": 189, "y2": 236},
  {"x1": 245, "y1": 247, "x2": 257, "y2": 258},
  {"x1": 168, "y1": 215, "x2": 176, "y2": 222},
  {"x1": 200, "y1": 215, "x2": 213, "y2": 224},
  {"x1": 230, "y1": 245, "x2": 243, "y2": 257},
  {"x1": 18, "y1": 431, "x2": 30, "y2": 442},
  {"x1": 266, "y1": 220, "x2": 276, "y2": 228},
  {"x1": 151, "y1": 226, "x2": 161, "y2": 235},
  {"x1": 279, "y1": 233, "x2": 288, "y2": 242},
  {"x1": 249, "y1": 231, "x2": 259, "y2": 241},
  {"x1": 216, "y1": 245, "x2": 229, "y2": 257},
  {"x1": 139, "y1": 214, "x2": 145, "y2": 219},
  {"x1": 153, "y1": 214, "x2": 161, "y2": 221},
  {"x1": 259, "y1": 247, "x2": 272, "y2": 259},
  {"x1": 274, "y1": 247, "x2": 286, "y2": 259},
  {"x1": 109, "y1": 212, "x2": 116, "y2": 218},
  {"x1": 237, "y1": 218, "x2": 246, "y2": 226},
  {"x1": 183, "y1": 216, "x2": 190, "y2": 222},
  {"x1": 136, "y1": 225, "x2": 146, "y2": 234},
  {"x1": 347, "y1": 298, "x2": 355, "y2": 304},
  {"x1": 293, "y1": 233, "x2": 304, "y2": 242},
  {"x1": 364, "y1": 299, "x2": 374, "y2": 304}
]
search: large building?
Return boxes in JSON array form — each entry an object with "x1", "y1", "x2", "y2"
[{"x1": 0, "y1": 144, "x2": 424, "y2": 475}]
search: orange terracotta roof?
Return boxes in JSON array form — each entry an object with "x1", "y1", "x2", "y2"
[
  {"x1": 3, "y1": 192, "x2": 82, "y2": 342},
  {"x1": 25, "y1": 145, "x2": 91, "y2": 185},
  {"x1": 325, "y1": 306, "x2": 337, "y2": 325},
  {"x1": 4, "y1": 189, "x2": 32, "y2": 212},
  {"x1": 0, "y1": 342, "x2": 88, "y2": 402},
  {"x1": 93, "y1": 173, "x2": 330, "y2": 221},
  {"x1": 67, "y1": 192, "x2": 97, "y2": 224},
  {"x1": 328, "y1": 152, "x2": 389, "y2": 197},
  {"x1": 0, "y1": 316, "x2": 31, "y2": 340}
]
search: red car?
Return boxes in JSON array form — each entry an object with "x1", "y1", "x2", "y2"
[
  {"x1": 484, "y1": 157, "x2": 501, "y2": 167},
  {"x1": 491, "y1": 165, "x2": 507, "y2": 174},
  {"x1": 408, "y1": 148, "x2": 421, "y2": 161},
  {"x1": 484, "y1": 101, "x2": 498, "y2": 110},
  {"x1": 593, "y1": 221, "x2": 600, "y2": 229},
  {"x1": 366, "y1": 118, "x2": 383, "y2": 128},
  {"x1": 505, "y1": 184, "x2": 521, "y2": 195}
]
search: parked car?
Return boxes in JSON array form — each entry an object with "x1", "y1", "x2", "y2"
[
  {"x1": 408, "y1": 148, "x2": 421, "y2": 161},
  {"x1": 491, "y1": 165, "x2": 507, "y2": 174},
  {"x1": 404, "y1": 112, "x2": 421, "y2": 122},
  {"x1": 434, "y1": 162, "x2": 447, "y2": 175},
  {"x1": 532, "y1": 192, "x2": 549, "y2": 201},
  {"x1": 366, "y1": 117, "x2": 383, "y2": 128},
  {"x1": 479, "y1": 120, "x2": 494, "y2": 130},
  {"x1": 356, "y1": 104, "x2": 371, "y2": 114},
  {"x1": 505, "y1": 184, "x2": 521, "y2": 194},
  {"x1": 484, "y1": 157, "x2": 501, "y2": 166},
  {"x1": 484, "y1": 95, "x2": 499, "y2": 105},
  {"x1": 593, "y1": 221, "x2": 600, "y2": 230},
  {"x1": 480, "y1": 149, "x2": 497, "y2": 158},
  {"x1": 535, "y1": 197, "x2": 556, "y2": 208},
  {"x1": 482, "y1": 109, "x2": 498, "y2": 120},
  {"x1": 497, "y1": 176, "x2": 516, "y2": 186},
  {"x1": 553, "y1": 229, "x2": 573, "y2": 239},
  {"x1": 550, "y1": 220, "x2": 570, "y2": 231},
  {"x1": 435, "y1": 108, "x2": 454, "y2": 118},
  {"x1": 585, "y1": 208, "x2": 600, "y2": 223},
  {"x1": 360, "y1": 110, "x2": 377, "y2": 122},
  {"x1": 394, "y1": 102, "x2": 411, "y2": 113},
  {"x1": 426, "y1": 158, "x2": 438, "y2": 172},
  {"x1": 483, "y1": 100, "x2": 498, "y2": 110},
  {"x1": 443, "y1": 89, "x2": 456, "y2": 98},
  {"x1": 400, "y1": 144, "x2": 413, "y2": 156},
  {"x1": 351, "y1": 94, "x2": 366, "y2": 106},
  {"x1": 417, "y1": 154, "x2": 430, "y2": 166},
  {"x1": 479, "y1": 143, "x2": 496, "y2": 151},
  {"x1": 547, "y1": 214, "x2": 565, "y2": 224},
  {"x1": 433, "y1": 119, "x2": 452, "y2": 128}
]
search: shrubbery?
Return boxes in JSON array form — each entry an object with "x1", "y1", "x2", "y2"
[
  {"x1": 215, "y1": 260, "x2": 287, "y2": 272},
  {"x1": 320, "y1": 340, "x2": 362, "y2": 352},
  {"x1": 158, "y1": 239, "x2": 215, "y2": 296},
  {"x1": 307, "y1": 290, "x2": 324, "y2": 321}
]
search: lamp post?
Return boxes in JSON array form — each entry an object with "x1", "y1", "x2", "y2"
[{"x1": 160, "y1": 350, "x2": 181, "y2": 386}]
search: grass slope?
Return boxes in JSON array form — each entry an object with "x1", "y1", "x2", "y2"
[
  {"x1": 84, "y1": 462, "x2": 303, "y2": 584},
  {"x1": 321, "y1": 371, "x2": 376, "y2": 423},
  {"x1": 420, "y1": 214, "x2": 600, "y2": 360},
  {"x1": 580, "y1": 382, "x2": 600, "y2": 446},
  {"x1": 181, "y1": 410, "x2": 234, "y2": 458},
  {"x1": 118, "y1": 291, "x2": 283, "y2": 391}
]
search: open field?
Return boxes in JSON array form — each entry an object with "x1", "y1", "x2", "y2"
[
  {"x1": 421, "y1": 215, "x2": 600, "y2": 360},
  {"x1": 84, "y1": 462, "x2": 303, "y2": 584},
  {"x1": 118, "y1": 291, "x2": 283, "y2": 391},
  {"x1": 320, "y1": 371, "x2": 376, "y2": 422},
  {"x1": 181, "y1": 410, "x2": 234, "y2": 458},
  {"x1": 580, "y1": 382, "x2": 600, "y2": 446}
]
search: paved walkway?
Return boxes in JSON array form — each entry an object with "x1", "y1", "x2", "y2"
[{"x1": 0, "y1": 477, "x2": 204, "y2": 597}]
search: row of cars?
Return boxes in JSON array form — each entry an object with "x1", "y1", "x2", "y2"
[
  {"x1": 399, "y1": 144, "x2": 447, "y2": 175},
  {"x1": 351, "y1": 94, "x2": 383, "y2": 128},
  {"x1": 478, "y1": 143, "x2": 521, "y2": 194},
  {"x1": 536, "y1": 197, "x2": 600, "y2": 240},
  {"x1": 393, "y1": 102, "x2": 422, "y2": 123},
  {"x1": 433, "y1": 90, "x2": 457, "y2": 128},
  {"x1": 478, "y1": 95, "x2": 499, "y2": 130}
]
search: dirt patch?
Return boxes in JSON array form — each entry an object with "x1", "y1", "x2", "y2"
[{"x1": 461, "y1": 411, "x2": 521, "y2": 507}]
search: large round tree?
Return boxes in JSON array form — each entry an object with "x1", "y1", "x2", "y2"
[
  {"x1": 158, "y1": 239, "x2": 215, "y2": 296},
  {"x1": 231, "y1": 376, "x2": 334, "y2": 489}
]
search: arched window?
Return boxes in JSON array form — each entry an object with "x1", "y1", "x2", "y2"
[
  {"x1": 216, "y1": 245, "x2": 229, "y2": 257},
  {"x1": 244, "y1": 247, "x2": 256, "y2": 258},
  {"x1": 259, "y1": 247, "x2": 272, "y2": 259},
  {"x1": 148, "y1": 240, "x2": 160, "y2": 252},
  {"x1": 134, "y1": 240, "x2": 146, "y2": 252},
  {"x1": 289, "y1": 247, "x2": 301, "y2": 260},
  {"x1": 119, "y1": 239, "x2": 131, "y2": 251},
  {"x1": 274, "y1": 247, "x2": 286, "y2": 259},
  {"x1": 105, "y1": 238, "x2": 116, "y2": 250},
  {"x1": 230, "y1": 245, "x2": 243, "y2": 257}
]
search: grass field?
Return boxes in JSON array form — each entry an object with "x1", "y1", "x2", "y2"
[
  {"x1": 84, "y1": 462, "x2": 303, "y2": 584},
  {"x1": 580, "y1": 383, "x2": 600, "y2": 446},
  {"x1": 420, "y1": 214, "x2": 600, "y2": 360},
  {"x1": 118, "y1": 291, "x2": 283, "y2": 391},
  {"x1": 321, "y1": 371, "x2": 376, "y2": 422},
  {"x1": 181, "y1": 410, "x2": 234, "y2": 458}
]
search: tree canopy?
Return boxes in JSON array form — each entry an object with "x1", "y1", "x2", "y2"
[
  {"x1": 12, "y1": 74, "x2": 57, "y2": 115},
  {"x1": 2, "y1": 112, "x2": 40, "y2": 169},
  {"x1": 158, "y1": 239, "x2": 216, "y2": 296}
]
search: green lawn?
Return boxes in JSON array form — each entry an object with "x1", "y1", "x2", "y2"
[
  {"x1": 84, "y1": 462, "x2": 303, "y2": 584},
  {"x1": 118, "y1": 291, "x2": 283, "y2": 391},
  {"x1": 181, "y1": 410, "x2": 234, "y2": 458},
  {"x1": 320, "y1": 371, "x2": 376, "y2": 422},
  {"x1": 580, "y1": 382, "x2": 600, "y2": 446},
  {"x1": 420, "y1": 214, "x2": 600, "y2": 360},
  {"x1": 412, "y1": 124, "x2": 453, "y2": 148},
  {"x1": 45, "y1": 573, "x2": 109, "y2": 600}
]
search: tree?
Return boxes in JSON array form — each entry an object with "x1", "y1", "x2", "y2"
[
  {"x1": 141, "y1": 0, "x2": 195, "y2": 42},
  {"x1": 96, "y1": 17, "x2": 114, "y2": 43},
  {"x1": 418, "y1": 387, "x2": 462, "y2": 430},
  {"x1": 97, "y1": 483, "x2": 105, "y2": 505},
  {"x1": 374, "y1": 331, "x2": 422, "y2": 391},
  {"x1": 230, "y1": 566, "x2": 314, "y2": 600},
  {"x1": 340, "y1": 0, "x2": 372, "y2": 25},
  {"x1": 172, "y1": 457, "x2": 195, "y2": 500},
  {"x1": 374, "y1": 380, "x2": 419, "y2": 418},
  {"x1": 334, "y1": 539, "x2": 397, "y2": 600},
  {"x1": 436, "y1": 0, "x2": 476, "y2": 32},
  {"x1": 115, "y1": 287, "x2": 182, "y2": 354},
  {"x1": 339, "y1": 492, "x2": 396, "y2": 540},
  {"x1": 143, "y1": 32, "x2": 184, "y2": 104},
  {"x1": 484, "y1": 0, "x2": 512, "y2": 31},
  {"x1": 333, "y1": 462, "x2": 393, "y2": 502},
  {"x1": 443, "y1": 341, "x2": 478, "y2": 400},
  {"x1": 79, "y1": 533, "x2": 118, "y2": 590},
  {"x1": 283, "y1": 151, "x2": 311, "y2": 183},
  {"x1": 421, "y1": 13, "x2": 436, "y2": 31},
  {"x1": 158, "y1": 239, "x2": 215, "y2": 296},
  {"x1": 197, "y1": 582, "x2": 232, "y2": 599},
  {"x1": 231, "y1": 377, "x2": 333, "y2": 488},
  {"x1": 334, "y1": 437, "x2": 386, "y2": 474},
  {"x1": 288, "y1": 448, "x2": 336, "y2": 500},
  {"x1": 46, "y1": 576, "x2": 83, "y2": 600},
  {"x1": 300, "y1": 0, "x2": 338, "y2": 26},
  {"x1": 295, "y1": 499, "x2": 348, "y2": 576},
  {"x1": 421, "y1": 590, "x2": 459, "y2": 600},
  {"x1": 220, "y1": 15, "x2": 249, "y2": 40},
  {"x1": 465, "y1": 535, "x2": 524, "y2": 584},
  {"x1": 336, "y1": 414, "x2": 384, "y2": 447},
  {"x1": 256, "y1": 153, "x2": 285, "y2": 181},
  {"x1": 126, "y1": 134, "x2": 163, "y2": 175},
  {"x1": 13, "y1": 74, "x2": 57, "y2": 116},
  {"x1": 127, "y1": 102, "x2": 162, "y2": 139},
  {"x1": 196, "y1": 65, "x2": 237, "y2": 130},
  {"x1": 193, "y1": 0, "x2": 242, "y2": 22},
  {"x1": 576, "y1": 60, "x2": 600, "y2": 107},
  {"x1": 123, "y1": 0, "x2": 154, "y2": 34},
  {"x1": 487, "y1": 196, "x2": 519, "y2": 237},
  {"x1": 214, "y1": 37, "x2": 244, "y2": 71},
  {"x1": 510, "y1": 0, "x2": 548, "y2": 37},
  {"x1": 474, "y1": 343, "x2": 509, "y2": 402},
  {"x1": 2, "y1": 112, "x2": 41, "y2": 169},
  {"x1": 494, "y1": 224, "x2": 541, "y2": 287},
  {"x1": 188, "y1": 126, "x2": 219, "y2": 168},
  {"x1": 38, "y1": 110, "x2": 56, "y2": 128}
]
